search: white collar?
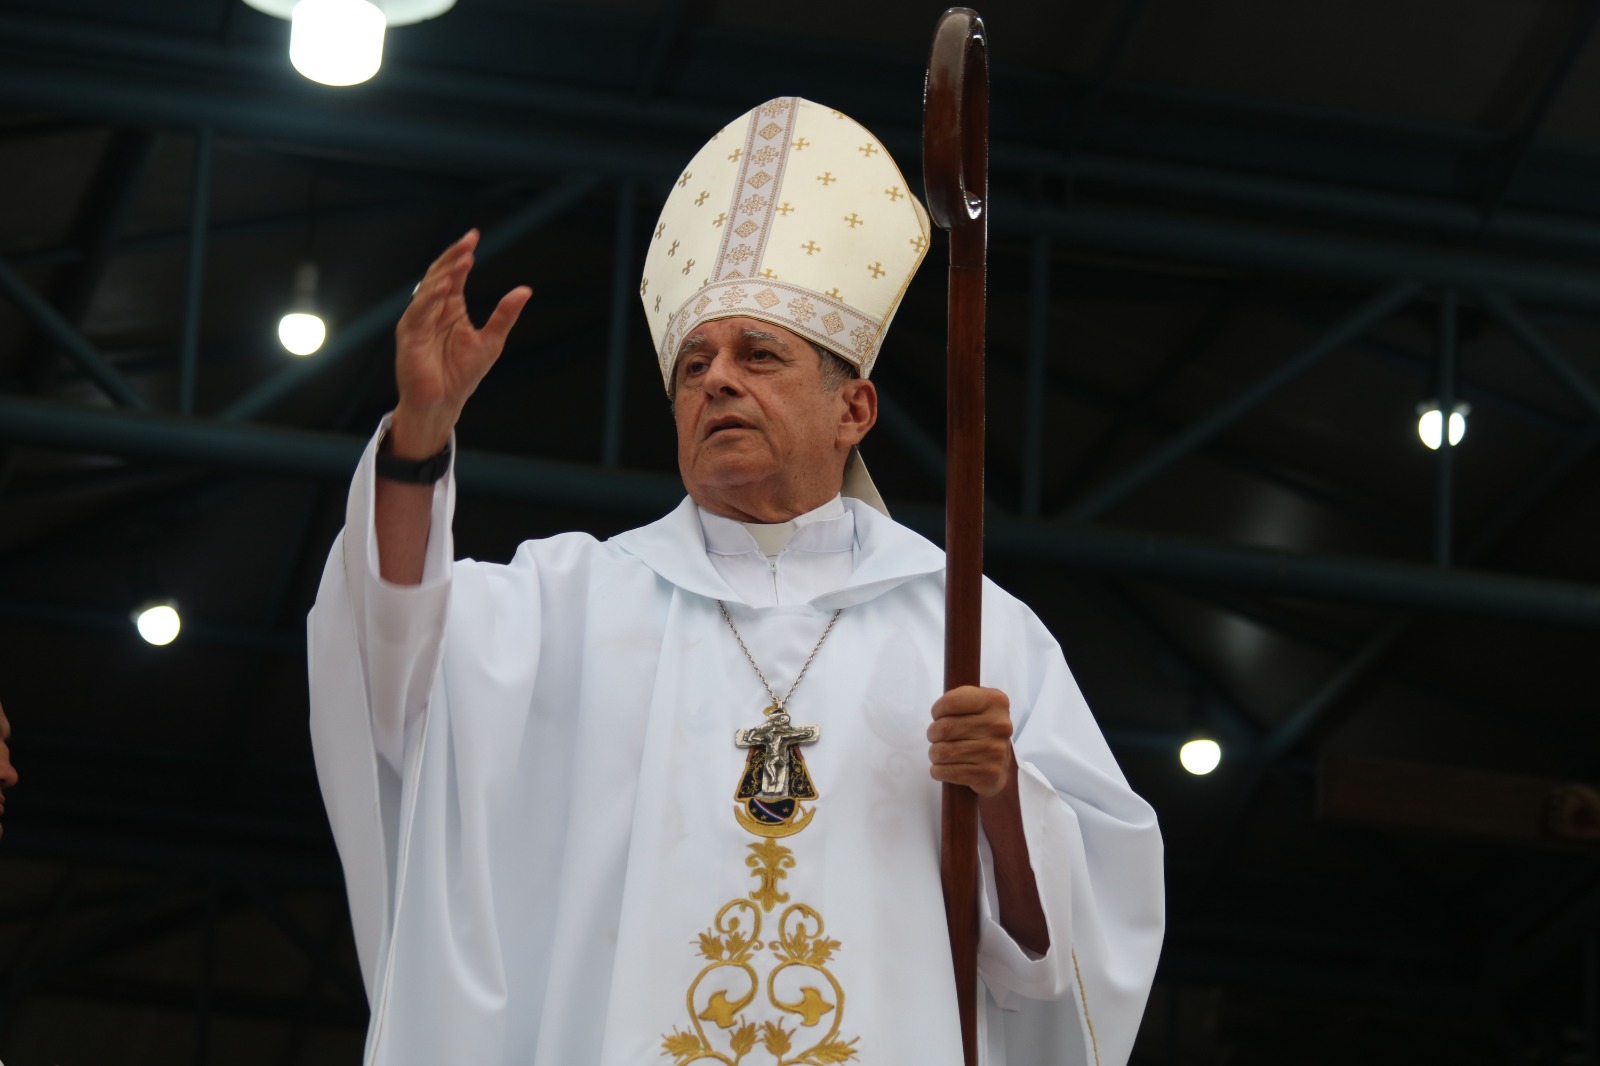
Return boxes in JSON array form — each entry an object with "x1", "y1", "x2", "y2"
[
  {"x1": 610, "y1": 496, "x2": 944, "y2": 609},
  {"x1": 699, "y1": 496, "x2": 851, "y2": 558}
]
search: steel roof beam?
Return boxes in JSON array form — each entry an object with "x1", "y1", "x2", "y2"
[
  {"x1": 1067, "y1": 282, "x2": 1420, "y2": 522},
  {"x1": 0, "y1": 256, "x2": 147, "y2": 409},
  {"x1": 6, "y1": 394, "x2": 1600, "y2": 626},
  {"x1": 1012, "y1": 204, "x2": 1600, "y2": 311},
  {"x1": 9, "y1": 9, "x2": 1600, "y2": 263}
]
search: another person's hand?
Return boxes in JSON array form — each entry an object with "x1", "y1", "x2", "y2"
[
  {"x1": 0, "y1": 701, "x2": 17, "y2": 840},
  {"x1": 391, "y1": 229, "x2": 531, "y2": 457},
  {"x1": 927, "y1": 685, "x2": 1014, "y2": 797}
]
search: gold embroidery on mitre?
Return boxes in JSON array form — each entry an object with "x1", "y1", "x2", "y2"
[
  {"x1": 754, "y1": 289, "x2": 780, "y2": 310},
  {"x1": 643, "y1": 97, "x2": 929, "y2": 388},
  {"x1": 660, "y1": 842, "x2": 859, "y2": 1065},
  {"x1": 712, "y1": 99, "x2": 796, "y2": 289}
]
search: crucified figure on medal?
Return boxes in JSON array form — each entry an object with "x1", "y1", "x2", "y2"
[{"x1": 735, "y1": 708, "x2": 820, "y2": 800}]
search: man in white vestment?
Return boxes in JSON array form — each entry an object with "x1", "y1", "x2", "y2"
[{"x1": 308, "y1": 97, "x2": 1164, "y2": 1066}]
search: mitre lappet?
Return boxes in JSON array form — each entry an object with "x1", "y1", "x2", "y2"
[{"x1": 639, "y1": 96, "x2": 932, "y2": 514}]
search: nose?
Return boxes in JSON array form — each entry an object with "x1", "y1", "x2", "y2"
[
  {"x1": 0, "y1": 751, "x2": 16, "y2": 790},
  {"x1": 698, "y1": 347, "x2": 744, "y2": 394}
]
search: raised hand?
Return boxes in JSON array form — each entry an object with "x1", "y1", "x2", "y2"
[{"x1": 390, "y1": 229, "x2": 532, "y2": 457}]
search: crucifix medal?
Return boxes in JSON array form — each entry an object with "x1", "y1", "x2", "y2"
[
  {"x1": 718, "y1": 601, "x2": 839, "y2": 838},
  {"x1": 733, "y1": 705, "x2": 820, "y2": 837}
]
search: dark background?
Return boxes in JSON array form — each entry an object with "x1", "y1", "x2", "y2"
[{"x1": 2, "y1": 0, "x2": 1600, "y2": 1063}]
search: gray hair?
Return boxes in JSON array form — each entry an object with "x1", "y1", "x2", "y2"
[{"x1": 811, "y1": 341, "x2": 860, "y2": 393}]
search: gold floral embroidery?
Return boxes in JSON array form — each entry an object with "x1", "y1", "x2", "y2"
[
  {"x1": 746, "y1": 837, "x2": 793, "y2": 911},
  {"x1": 661, "y1": 842, "x2": 858, "y2": 1065}
]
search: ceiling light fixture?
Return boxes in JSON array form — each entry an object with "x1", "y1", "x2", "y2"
[
  {"x1": 242, "y1": 0, "x2": 457, "y2": 87},
  {"x1": 1179, "y1": 738, "x2": 1222, "y2": 776},
  {"x1": 278, "y1": 260, "x2": 326, "y2": 357},
  {"x1": 134, "y1": 602, "x2": 182, "y2": 646},
  {"x1": 1415, "y1": 399, "x2": 1469, "y2": 451}
]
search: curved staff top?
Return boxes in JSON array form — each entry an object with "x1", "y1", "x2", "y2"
[{"x1": 924, "y1": 8, "x2": 989, "y2": 1066}]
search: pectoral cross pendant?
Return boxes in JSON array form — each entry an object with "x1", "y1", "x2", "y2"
[{"x1": 732, "y1": 705, "x2": 820, "y2": 838}]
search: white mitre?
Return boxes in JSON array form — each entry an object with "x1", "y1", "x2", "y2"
[
  {"x1": 640, "y1": 97, "x2": 930, "y2": 385},
  {"x1": 639, "y1": 97, "x2": 930, "y2": 515}
]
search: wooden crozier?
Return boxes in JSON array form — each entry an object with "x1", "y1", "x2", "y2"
[{"x1": 924, "y1": 9, "x2": 989, "y2": 1066}]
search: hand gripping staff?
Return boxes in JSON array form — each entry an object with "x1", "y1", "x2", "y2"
[{"x1": 924, "y1": 9, "x2": 989, "y2": 1066}]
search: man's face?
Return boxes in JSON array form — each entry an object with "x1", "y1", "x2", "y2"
[
  {"x1": 672, "y1": 317, "x2": 874, "y2": 521},
  {"x1": 0, "y1": 703, "x2": 16, "y2": 839}
]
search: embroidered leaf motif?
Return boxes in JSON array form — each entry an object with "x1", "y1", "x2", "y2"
[
  {"x1": 805, "y1": 937, "x2": 841, "y2": 966},
  {"x1": 730, "y1": 1022, "x2": 757, "y2": 1056},
  {"x1": 792, "y1": 986, "x2": 834, "y2": 1027},
  {"x1": 660, "y1": 1027, "x2": 705, "y2": 1063},
  {"x1": 811, "y1": 1036, "x2": 861, "y2": 1062},
  {"x1": 724, "y1": 929, "x2": 754, "y2": 962},
  {"x1": 697, "y1": 930, "x2": 725, "y2": 960},
  {"x1": 698, "y1": 990, "x2": 741, "y2": 1029},
  {"x1": 760, "y1": 1020, "x2": 793, "y2": 1057}
]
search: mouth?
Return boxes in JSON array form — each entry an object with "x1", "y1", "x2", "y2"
[{"x1": 704, "y1": 416, "x2": 752, "y2": 439}]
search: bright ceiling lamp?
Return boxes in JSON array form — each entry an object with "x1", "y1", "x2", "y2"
[
  {"x1": 279, "y1": 261, "x2": 326, "y2": 356},
  {"x1": 134, "y1": 602, "x2": 182, "y2": 647},
  {"x1": 1415, "y1": 400, "x2": 1470, "y2": 450},
  {"x1": 1179, "y1": 738, "x2": 1222, "y2": 776},
  {"x1": 242, "y1": 0, "x2": 457, "y2": 87}
]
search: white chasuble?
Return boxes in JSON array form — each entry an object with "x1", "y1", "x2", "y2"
[{"x1": 307, "y1": 420, "x2": 1164, "y2": 1066}]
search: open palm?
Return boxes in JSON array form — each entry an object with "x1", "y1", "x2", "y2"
[{"x1": 392, "y1": 229, "x2": 531, "y2": 455}]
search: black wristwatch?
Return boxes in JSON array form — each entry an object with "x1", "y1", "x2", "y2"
[{"x1": 376, "y1": 433, "x2": 452, "y2": 484}]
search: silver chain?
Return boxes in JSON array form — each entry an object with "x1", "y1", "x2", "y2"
[{"x1": 717, "y1": 600, "x2": 842, "y2": 713}]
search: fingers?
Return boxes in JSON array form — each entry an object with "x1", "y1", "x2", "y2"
[
  {"x1": 928, "y1": 686, "x2": 1011, "y2": 741},
  {"x1": 928, "y1": 740, "x2": 1012, "y2": 797},
  {"x1": 928, "y1": 685, "x2": 1014, "y2": 797},
  {"x1": 403, "y1": 231, "x2": 479, "y2": 320},
  {"x1": 424, "y1": 228, "x2": 479, "y2": 280},
  {"x1": 480, "y1": 285, "x2": 533, "y2": 351}
]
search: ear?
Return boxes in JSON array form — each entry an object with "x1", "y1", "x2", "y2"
[{"x1": 836, "y1": 378, "x2": 877, "y2": 449}]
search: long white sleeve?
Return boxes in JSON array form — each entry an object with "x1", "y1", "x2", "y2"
[
  {"x1": 306, "y1": 414, "x2": 457, "y2": 995},
  {"x1": 974, "y1": 583, "x2": 1165, "y2": 1066}
]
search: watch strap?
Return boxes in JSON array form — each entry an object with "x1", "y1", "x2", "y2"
[{"x1": 375, "y1": 436, "x2": 452, "y2": 483}]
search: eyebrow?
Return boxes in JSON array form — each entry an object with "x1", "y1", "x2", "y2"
[{"x1": 676, "y1": 327, "x2": 791, "y2": 363}]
